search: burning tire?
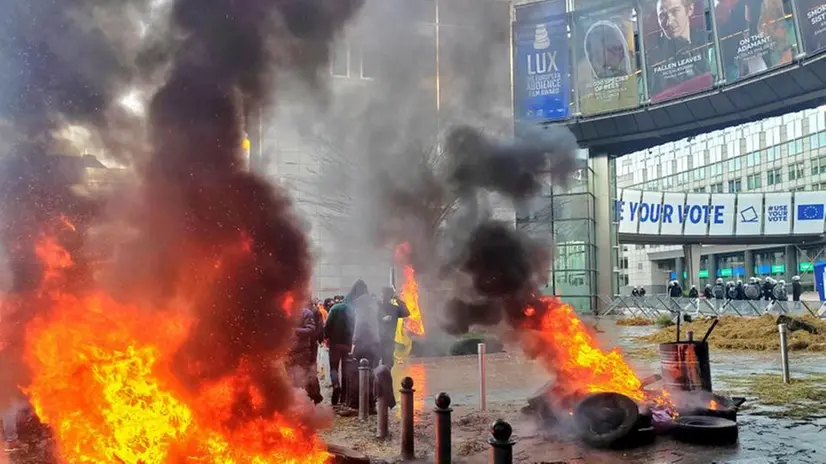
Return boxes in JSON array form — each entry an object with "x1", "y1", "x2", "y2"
[
  {"x1": 573, "y1": 393, "x2": 640, "y2": 449},
  {"x1": 673, "y1": 416, "x2": 738, "y2": 445}
]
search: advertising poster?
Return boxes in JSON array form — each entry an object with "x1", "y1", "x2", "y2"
[
  {"x1": 795, "y1": 0, "x2": 826, "y2": 54},
  {"x1": 714, "y1": 0, "x2": 798, "y2": 82},
  {"x1": 574, "y1": 0, "x2": 640, "y2": 115},
  {"x1": 513, "y1": 0, "x2": 570, "y2": 122},
  {"x1": 639, "y1": 0, "x2": 715, "y2": 102}
]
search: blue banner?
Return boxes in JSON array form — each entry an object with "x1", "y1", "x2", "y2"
[{"x1": 513, "y1": 0, "x2": 570, "y2": 122}]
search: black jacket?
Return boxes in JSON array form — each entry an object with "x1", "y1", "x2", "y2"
[
  {"x1": 792, "y1": 281, "x2": 803, "y2": 301},
  {"x1": 688, "y1": 287, "x2": 699, "y2": 298}
]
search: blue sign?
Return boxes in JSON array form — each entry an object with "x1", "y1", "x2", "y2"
[
  {"x1": 798, "y1": 203, "x2": 825, "y2": 221},
  {"x1": 513, "y1": 0, "x2": 569, "y2": 122},
  {"x1": 615, "y1": 200, "x2": 725, "y2": 225}
]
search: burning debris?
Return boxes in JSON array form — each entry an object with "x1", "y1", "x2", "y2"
[{"x1": 0, "y1": 0, "x2": 364, "y2": 461}]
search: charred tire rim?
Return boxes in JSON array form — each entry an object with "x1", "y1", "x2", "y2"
[
  {"x1": 574, "y1": 393, "x2": 640, "y2": 448},
  {"x1": 673, "y1": 415, "x2": 738, "y2": 445}
]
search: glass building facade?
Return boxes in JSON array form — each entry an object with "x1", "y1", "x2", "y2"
[
  {"x1": 517, "y1": 150, "x2": 617, "y2": 312},
  {"x1": 617, "y1": 107, "x2": 826, "y2": 293}
]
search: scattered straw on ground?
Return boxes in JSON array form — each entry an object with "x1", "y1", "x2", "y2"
[
  {"x1": 615, "y1": 316, "x2": 654, "y2": 327},
  {"x1": 719, "y1": 373, "x2": 826, "y2": 419},
  {"x1": 638, "y1": 315, "x2": 826, "y2": 352}
]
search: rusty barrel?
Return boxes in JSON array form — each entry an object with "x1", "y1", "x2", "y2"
[{"x1": 659, "y1": 341, "x2": 712, "y2": 392}]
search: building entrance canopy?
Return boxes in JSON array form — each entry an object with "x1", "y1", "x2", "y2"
[{"x1": 616, "y1": 189, "x2": 826, "y2": 244}]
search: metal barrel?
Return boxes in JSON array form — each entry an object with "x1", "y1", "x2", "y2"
[{"x1": 659, "y1": 341, "x2": 712, "y2": 392}]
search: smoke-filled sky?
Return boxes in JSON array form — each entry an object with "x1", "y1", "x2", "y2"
[{"x1": 0, "y1": 0, "x2": 362, "y2": 422}]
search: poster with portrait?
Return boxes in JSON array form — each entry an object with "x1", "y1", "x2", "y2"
[
  {"x1": 574, "y1": 0, "x2": 639, "y2": 115},
  {"x1": 639, "y1": 0, "x2": 715, "y2": 103},
  {"x1": 513, "y1": 0, "x2": 571, "y2": 122},
  {"x1": 714, "y1": 0, "x2": 799, "y2": 82},
  {"x1": 795, "y1": 0, "x2": 826, "y2": 54}
]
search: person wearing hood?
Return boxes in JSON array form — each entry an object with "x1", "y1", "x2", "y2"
[
  {"x1": 703, "y1": 284, "x2": 713, "y2": 299},
  {"x1": 325, "y1": 280, "x2": 364, "y2": 405},
  {"x1": 378, "y1": 287, "x2": 410, "y2": 369},
  {"x1": 352, "y1": 289, "x2": 381, "y2": 369},
  {"x1": 288, "y1": 304, "x2": 323, "y2": 404}
]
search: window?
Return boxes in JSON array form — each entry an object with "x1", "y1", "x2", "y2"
[
  {"x1": 710, "y1": 182, "x2": 723, "y2": 193},
  {"x1": 747, "y1": 174, "x2": 762, "y2": 190},
  {"x1": 812, "y1": 155, "x2": 826, "y2": 175},
  {"x1": 727, "y1": 157, "x2": 741, "y2": 172},
  {"x1": 746, "y1": 151, "x2": 761, "y2": 167},
  {"x1": 787, "y1": 139, "x2": 803, "y2": 156},
  {"x1": 330, "y1": 39, "x2": 372, "y2": 79},
  {"x1": 727, "y1": 179, "x2": 742, "y2": 192},
  {"x1": 767, "y1": 168, "x2": 782, "y2": 185},
  {"x1": 693, "y1": 167, "x2": 705, "y2": 180},
  {"x1": 709, "y1": 163, "x2": 723, "y2": 177},
  {"x1": 693, "y1": 186, "x2": 706, "y2": 193},
  {"x1": 814, "y1": 182, "x2": 826, "y2": 190},
  {"x1": 789, "y1": 163, "x2": 805, "y2": 181},
  {"x1": 765, "y1": 146, "x2": 780, "y2": 162},
  {"x1": 637, "y1": 263, "x2": 643, "y2": 270},
  {"x1": 792, "y1": 186, "x2": 807, "y2": 192}
]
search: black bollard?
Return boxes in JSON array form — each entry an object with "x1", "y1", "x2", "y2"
[
  {"x1": 400, "y1": 376, "x2": 415, "y2": 460},
  {"x1": 358, "y1": 359, "x2": 370, "y2": 421},
  {"x1": 435, "y1": 392, "x2": 452, "y2": 464},
  {"x1": 488, "y1": 419, "x2": 514, "y2": 464}
]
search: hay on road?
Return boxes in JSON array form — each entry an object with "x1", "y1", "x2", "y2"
[
  {"x1": 615, "y1": 316, "x2": 654, "y2": 327},
  {"x1": 638, "y1": 315, "x2": 826, "y2": 352}
]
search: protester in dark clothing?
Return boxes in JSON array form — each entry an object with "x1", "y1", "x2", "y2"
[
  {"x1": 639, "y1": 287, "x2": 646, "y2": 297},
  {"x1": 288, "y1": 306, "x2": 322, "y2": 404},
  {"x1": 631, "y1": 286, "x2": 639, "y2": 297},
  {"x1": 688, "y1": 285, "x2": 699, "y2": 298},
  {"x1": 377, "y1": 287, "x2": 410, "y2": 369},
  {"x1": 703, "y1": 284, "x2": 713, "y2": 299},
  {"x1": 352, "y1": 292, "x2": 381, "y2": 369},
  {"x1": 325, "y1": 280, "x2": 364, "y2": 406}
]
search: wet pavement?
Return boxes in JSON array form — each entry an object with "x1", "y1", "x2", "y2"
[{"x1": 387, "y1": 321, "x2": 826, "y2": 463}]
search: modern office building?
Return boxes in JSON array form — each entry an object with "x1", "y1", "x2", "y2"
[{"x1": 616, "y1": 106, "x2": 826, "y2": 293}]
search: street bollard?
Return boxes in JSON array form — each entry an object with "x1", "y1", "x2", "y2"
[
  {"x1": 478, "y1": 343, "x2": 487, "y2": 411},
  {"x1": 376, "y1": 393, "x2": 389, "y2": 439},
  {"x1": 434, "y1": 393, "x2": 452, "y2": 464},
  {"x1": 488, "y1": 419, "x2": 514, "y2": 464},
  {"x1": 779, "y1": 323, "x2": 790, "y2": 384},
  {"x1": 400, "y1": 376, "x2": 415, "y2": 460},
  {"x1": 358, "y1": 358, "x2": 370, "y2": 421}
]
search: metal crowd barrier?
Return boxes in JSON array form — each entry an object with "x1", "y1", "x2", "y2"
[{"x1": 600, "y1": 295, "x2": 826, "y2": 319}]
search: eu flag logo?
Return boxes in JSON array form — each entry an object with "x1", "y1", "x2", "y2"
[{"x1": 797, "y1": 204, "x2": 825, "y2": 221}]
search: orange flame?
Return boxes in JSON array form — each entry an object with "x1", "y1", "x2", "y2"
[
  {"x1": 523, "y1": 297, "x2": 673, "y2": 409},
  {"x1": 394, "y1": 242, "x2": 424, "y2": 337},
  {"x1": 708, "y1": 400, "x2": 719, "y2": 411},
  {"x1": 20, "y1": 231, "x2": 331, "y2": 464}
]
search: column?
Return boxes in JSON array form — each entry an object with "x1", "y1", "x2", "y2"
[
  {"x1": 707, "y1": 253, "x2": 718, "y2": 283},
  {"x1": 591, "y1": 154, "x2": 614, "y2": 312},
  {"x1": 682, "y1": 244, "x2": 702, "y2": 288},
  {"x1": 675, "y1": 257, "x2": 685, "y2": 289},
  {"x1": 785, "y1": 245, "x2": 798, "y2": 281},
  {"x1": 744, "y1": 249, "x2": 754, "y2": 279}
]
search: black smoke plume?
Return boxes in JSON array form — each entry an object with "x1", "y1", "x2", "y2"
[
  {"x1": 440, "y1": 124, "x2": 578, "y2": 333},
  {"x1": 0, "y1": 0, "x2": 363, "y2": 424}
]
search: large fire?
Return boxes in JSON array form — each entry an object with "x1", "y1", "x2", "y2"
[
  {"x1": 16, "y1": 220, "x2": 330, "y2": 463},
  {"x1": 393, "y1": 242, "x2": 425, "y2": 361},
  {"x1": 522, "y1": 296, "x2": 671, "y2": 408}
]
